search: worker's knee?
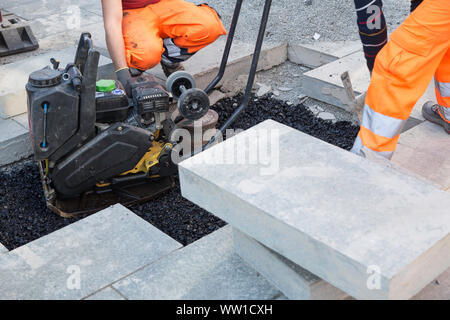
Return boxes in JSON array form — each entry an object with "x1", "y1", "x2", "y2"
[{"x1": 126, "y1": 39, "x2": 163, "y2": 70}]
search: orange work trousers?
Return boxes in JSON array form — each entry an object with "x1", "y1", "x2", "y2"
[
  {"x1": 122, "y1": 0, "x2": 226, "y2": 71},
  {"x1": 352, "y1": 0, "x2": 450, "y2": 159}
]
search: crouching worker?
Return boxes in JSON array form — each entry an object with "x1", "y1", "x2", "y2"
[
  {"x1": 101, "y1": 0, "x2": 227, "y2": 95},
  {"x1": 351, "y1": 0, "x2": 450, "y2": 159}
]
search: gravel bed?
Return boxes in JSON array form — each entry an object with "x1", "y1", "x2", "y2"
[
  {"x1": 0, "y1": 96, "x2": 359, "y2": 250},
  {"x1": 188, "y1": 0, "x2": 410, "y2": 44}
]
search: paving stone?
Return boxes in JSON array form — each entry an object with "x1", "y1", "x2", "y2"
[
  {"x1": 113, "y1": 226, "x2": 281, "y2": 300},
  {"x1": 0, "y1": 204, "x2": 182, "y2": 299},
  {"x1": 0, "y1": 47, "x2": 113, "y2": 119},
  {"x1": 85, "y1": 287, "x2": 126, "y2": 301},
  {"x1": 288, "y1": 41, "x2": 362, "y2": 68},
  {"x1": 11, "y1": 113, "x2": 29, "y2": 130},
  {"x1": 4, "y1": 0, "x2": 104, "y2": 19},
  {"x1": 179, "y1": 119, "x2": 450, "y2": 300},
  {"x1": 0, "y1": 118, "x2": 32, "y2": 166},
  {"x1": 0, "y1": 243, "x2": 8, "y2": 254},
  {"x1": 301, "y1": 51, "x2": 437, "y2": 118},
  {"x1": 180, "y1": 38, "x2": 287, "y2": 92},
  {"x1": 5, "y1": 1, "x2": 103, "y2": 39},
  {"x1": 413, "y1": 267, "x2": 450, "y2": 300},
  {"x1": 392, "y1": 121, "x2": 450, "y2": 189},
  {"x1": 233, "y1": 228, "x2": 349, "y2": 300}
]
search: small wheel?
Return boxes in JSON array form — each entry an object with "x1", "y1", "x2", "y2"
[
  {"x1": 166, "y1": 71, "x2": 196, "y2": 99},
  {"x1": 178, "y1": 88, "x2": 210, "y2": 120}
]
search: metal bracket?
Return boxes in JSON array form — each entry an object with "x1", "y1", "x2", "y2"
[{"x1": 202, "y1": 0, "x2": 273, "y2": 151}]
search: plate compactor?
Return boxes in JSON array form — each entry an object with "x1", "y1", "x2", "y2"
[
  {"x1": 26, "y1": 33, "x2": 213, "y2": 217},
  {"x1": 26, "y1": 0, "x2": 273, "y2": 217}
]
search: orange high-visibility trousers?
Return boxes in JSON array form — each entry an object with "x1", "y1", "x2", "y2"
[
  {"x1": 122, "y1": 0, "x2": 226, "y2": 71},
  {"x1": 351, "y1": 0, "x2": 450, "y2": 159}
]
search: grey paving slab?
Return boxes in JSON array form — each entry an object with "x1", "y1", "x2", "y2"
[
  {"x1": 0, "y1": 204, "x2": 181, "y2": 300},
  {"x1": 179, "y1": 119, "x2": 450, "y2": 300},
  {"x1": 11, "y1": 113, "x2": 29, "y2": 130},
  {"x1": 301, "y1": 51, "x2": 369, "y2": 112},
  {"x1": 0, "y1": 243, "x2": 8, "y2": 254},
  {"x1": 392, "y1": 121, "x2": 450, "y2": 189},
  {"x1": 288, "y1": 41, "x2": 361, "y2": 68},
  {"x1": 180, "y1": 38, "x2": 287, "y2": 92},
  {"x1": 413, "y1": 267, "x2": 450, "y2": 300},
  {"x1": 0, "y1": 47, "x2": 113, "y2": 119},
  {"x1": 301, "y1": 51, "x2": 436, "y2": 120},
  {"x1": 85, "y1": 287, "x2": 126, "y2": 301},
  {"x1": 4, "y1": 0, "x2": 103, "y2": 19},
  {"x1": 5, "y1": 0, "x2": 103, "y2": 39},
  {"x1": 114, "y1": 226, "x2": 281, "y2": 300},
  {"x1": 233, "y1": 228, "x2": 349, "y2": 300},
  {"x1": 0, "y1": 118, "x2": 32, "y2": 166}
]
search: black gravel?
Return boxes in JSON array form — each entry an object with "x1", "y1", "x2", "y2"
[
  {"x1": 0, "y1": 95, "x2": 358, "y2": 250},
  {"x1": 215, "y1": 94, "x2": 359, "y2": 150},
  {"x1": 0, "y1": 161, "x2": 86, "y2": 250}
]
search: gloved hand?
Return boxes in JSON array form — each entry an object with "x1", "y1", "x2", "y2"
[{"x1": 115, "y1": 67, "x2": 132, "y2": 97}]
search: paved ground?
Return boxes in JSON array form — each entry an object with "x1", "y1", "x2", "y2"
[
  {"x1": 0, "y1": 0, "x2": 448, "y2": 300},
  {"x1": 0, "y1": 0, "x2": 410, "y2": 64}
]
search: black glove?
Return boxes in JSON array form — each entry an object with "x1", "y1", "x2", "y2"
[{"x1": 115, "y1": 67, "x2": 132, "y2": 97}]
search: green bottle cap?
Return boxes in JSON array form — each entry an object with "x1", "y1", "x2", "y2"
[{"x1": 96, "y1": 79, "x2": 116, "y2": 92}]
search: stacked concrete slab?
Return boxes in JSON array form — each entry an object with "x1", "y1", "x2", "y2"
[
  {"x1": 233, "y1": 228, "x2": 348, "y2": 300},
  {"x1": 179, "y1": 120, "x2": 450, "y2": 300}
]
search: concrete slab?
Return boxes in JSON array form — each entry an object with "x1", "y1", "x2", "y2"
[
  {"x1": 233, "y1": 228, "x2": 349, "y2": 300},
  {"x1": 85, "y1": 287, "x2": 126, "y2": 301},
  {"x1": 5, "y1": 0, "x2": 103, "y2": 39},
  {"x1": 0, "y1": 22, "x2": 108, "y2": 66},
  {"x1": 288, "y1": 41, "x2": 362, "y2": 68},
  {"x1": 413, "y1": 267, "x2": 450, "y2": 300},
  {"x1": 301, "y1": 51, "x2": 437, "y2": 119},
  {"x1": 392, "y1": 121, "x2": 450, "y2": 189},
  {"x1": 113, "y1": 226, "x2": 281, "y2": 300},
  {"x1": 0, "y1": 118, "x2": 32, "y2": 166},
  {"x1": 3, "y1": 0, "x2": 104, "y2": 19},
  {"x1": 0, "y1": 243, "x2": 8, "y2": 254},
  {"x1": 179, "y1": 38, "x2": 287, "y2": 92},
  {"x1": 11, "y1": 113, "x2": 29, "y2": 130},
  {"x1": 179, "y1": 119, "x2": 450, "y2": 300},
  {"x1": 301, "y1": 51, "x2": 369, "y2": 112},
  {"x1": 0, "y1": 204, "x2": 181, "y2": 299},
  {"x1": 0, "y1": 47, "x2": 113, "y2": 119}
]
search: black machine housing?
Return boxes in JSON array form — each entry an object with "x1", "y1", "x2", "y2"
[{"x1": 26, "y1": 33, "x2": 176, "y2": 203}]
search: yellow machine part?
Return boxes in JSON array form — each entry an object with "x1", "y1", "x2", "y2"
[
  {"x1": 95, "y1": 140, "x2": 173, "y2": 188},
  {"x1": 121, "y1": 140, "x2": 172, "y2": 176}
]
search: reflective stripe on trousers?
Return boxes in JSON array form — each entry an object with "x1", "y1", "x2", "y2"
[
  {"x1": 435, "y1": 80, "x2": 450, "y2": 98},
  {"x1": 351, "y1": 104, "x2": 405, "y2": 159}
]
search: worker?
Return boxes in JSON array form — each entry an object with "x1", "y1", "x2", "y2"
[
  {"x1": 351, "y1": 0, "x2": 450, "y2": 159},
  {"x1": 101, "y1": 0, "x2": 226, "y2": 95},
  {"x1": 353, "y1": 0, "x2": 423, "y2": 72}
]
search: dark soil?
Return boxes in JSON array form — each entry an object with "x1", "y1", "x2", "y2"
[
  {"x1": 0, "y1": 95, "x2": 358, "y2": 250},
  {"x1": 0, "y1": 161, "x2": 86, "y2": 250},
  {"x1": 215, "y1": 94, "x2": 359, "y2": 150}
]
